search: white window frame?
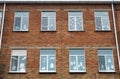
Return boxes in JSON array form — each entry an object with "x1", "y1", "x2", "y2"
[
  {"x1": 40, "y1": 49, "x2": 56, "y2": 73},
  {"x1": 68, "y1": 12, "x2": 83, "y2": 31},
  {"x1": 69, "y1": 49, "x2": 86, "y2": 72},
  {"x1": 9, "y1": 50, "x2": 27, "y2": 73},
  {"x1": 98, "y1": 49, "x2": 115, "y2": 72},
  {"x1": 41, "y1": 12, "x2": 56, "y2": 31},
  {"x1": 14, "y1": 11, "x2": 29, "y2": 31},
  {"x1": 94, "y1": 11, "x2": 110, "y2": 31}
]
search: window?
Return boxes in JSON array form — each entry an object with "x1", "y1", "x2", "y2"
[
  {"x1": 41, "y1": 12, "x2": 56, "y2": 31},
  {"x1": 95, "y1": 12, "x2": 110, "y2": 31},
  {"x1": 68, "y1": 12, "x2": 83, "y2": 31},
  {"x1": 69, "y1": 49, "x2": 86, "y2": 72},
  {"x1": 0, "y1": 12, "x2": 2, "y2": 30},
  {"x1": 10, "y1": 50, "x2": 27, "y2": 73},
  {"x1": 98, "y1": 49, "x2": 115, "y2": 72},
  {"x1": 14, "y1": 12, "x2": 29, "y2": 31},
  {"x1": 40, "y1": 49, "x2": 56, "y2": 72}
]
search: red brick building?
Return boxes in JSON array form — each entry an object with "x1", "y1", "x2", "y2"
[{"x1": 0, "y1": 0, "x2": 120, "y2": 79}]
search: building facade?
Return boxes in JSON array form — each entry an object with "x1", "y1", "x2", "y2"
[{"x1": 0, "y1": 0, "x2": 120, "y2": 79}]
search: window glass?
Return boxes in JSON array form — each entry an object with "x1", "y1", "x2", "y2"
[
  {"x1": 10, "y1": 50, "x2": 27, "y2": 72},
  {"x1": 95, "y1": 12, "x2": 110, "y2": 31},
  {"x1": 40, "y1": 49, "x2": 56, "y2": 72},
  {"x1": 14, "y1": 17, "x2": 21, "y2": 30},
  {"x1": 14, "y1": 12, "x2": 29, "y2": 31},
  {"x1": 11, "y1": 56, "x2": 18, "y2": 71},
  {"x1": 41, "y1": 56, "x2": 47, "y2": 71},
  {"x1": 69, "y1": 49, "x2": 86, "y2": 72},
  {"x1": 98, "y1": 49, "x2": 115, "y2": 72},
  {"x1": 69, "y1": 12, "x2": 83, "y2": 31},
  {"x1": 0, "y1": 12, "x2": 2, "y2": 28},
  {"x1": 41, "y1": 12, "x2": 56, "y2": 31}
]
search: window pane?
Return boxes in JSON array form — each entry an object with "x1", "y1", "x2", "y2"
[
  {"x1": 98, "y1": 56, "x2": 106, "y2": 71},
  {"x1": 48, "y1": 56, "x2": 56, "y2": 71},
  {"x1": 70, "y1": 49, "x2": 84, "y2": 55},
  {"x1": 106, "y1": 56, "x2": 114, "y2": 71},
  {"x1": 76, "y1": 17, "x2": 83, "y2": 30},
  {"x1": 49, "y1": 18, "x2": 56, "y2": 30},
  {"x1": 70, "y1": 56, "x2": 77, "y2": 71},
  {"x1": 42, "y1": 12, "x2": 56, "y2": 31},
  {"x1": 69, "y1": 17, "x2": 75, "y2": 30},
  {"x1": 95, "y1": 17, "x2": 102, "y2": 30},
  {"x1": 0, "y1": 17, "x2": 1, "y2": 26},
  {"x1": 42, "y1": 12, "x2": 55, "y2": 17},
  {"x1": 14, "y1": 17, "x2": 21, "y2": 30},
  {"x1": 102, "y1": 17, "x2": 110, "y2": 30},
  {"x1": 15, "y1": 12, "x2": 29, "y2": 17},
  {"x1": 42, "y1": 17, "x2": 48, "y2": 30},
  {"x1": 41, "y1": 56, "x2": 47, "y2": 71},
  {"x1": 11, "y1": 56, "x2": 18, "y2": 71},
  {"x1": 95, "y1": 12, "x2": 110, "y2": 31},
  {"x1": 78, "y1": 56, "x2": 85, "y2": 71},
  {"x1": 19, "y1": 56, "x2": 26, "y2": 72},
  {"x1": 69, "y1": 12, "x2": 82, "y2": 16},
  {"x1": 0, "y1": 12, "x2": 2, "y2": 29},
  {"x1": 40, "y1": 49, "x2": 56, "y2": 55},
  {"x1": 0, "y1": 17, "x2": 2, "y2": 31},
  {"x1": 22, "y1": 17, "x2": 28, "y2": 31},
  {"x1": 98, "y1": 49, "x2": 112, "y2": 55},
  {"x1": 95, "y1": 12, "x2": 108, "y2": 16}
]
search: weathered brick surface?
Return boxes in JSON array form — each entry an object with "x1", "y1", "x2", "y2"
[
  {"x1": 115, "y1": 5, "x2": 120, "y2": 54},
  {"x1": 0, "y1": 4, "x2": 120, "y2": 79}
]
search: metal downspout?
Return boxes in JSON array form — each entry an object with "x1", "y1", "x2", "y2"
[
  {"x1": 0, "y1": 1, "x2": 6, "y2": 49},
  {"x1": 111, "y1": 3, "x2": 120, "y2": 71}
]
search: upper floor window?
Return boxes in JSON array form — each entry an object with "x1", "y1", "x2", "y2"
[
  {"x1": 41, "y1": 12, "x2": 56, "y2": 31},
  {"x1": 69, "y1": 49, "x2": 86, "y2": 72},
  {"x1": 10, "y1": 50, "x2": 27, "y2": 73},
  {"x1": 14, "y1": 12, "x2": 29, "y2": 31},
  {"x1": 68, "y1": 12, "x2": 83, "y2": 31},
  {"x1": 98, "y1": 49, "x2": 115, "y2": 72},
  {"x1": 94, "y1": 12, "x2": 110, "y2": 31},
  {"x1": 0, "y1": 12, "x2": 2, "y2": 27},
  {"x1": 40, "y1": 49, "x2": 56, "y2": 73}
]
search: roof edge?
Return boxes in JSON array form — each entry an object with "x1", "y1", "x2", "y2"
[{"x1": 0, "y1": 0, "x2": 120, "y2": 4}]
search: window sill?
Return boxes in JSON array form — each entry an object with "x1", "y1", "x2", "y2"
[
  {"x1": 69, "y1": 71, "x2": 86, "y2": 74},
  {"x1": 13, "y1": 30, "x2": 29, "y2": 32},
  {"x1": 68, "y1": 30, "x2": 84, "y2": 32},
  {"x1": 39, "y1": 71, "x2": 57, "y2": 74},
  {"x1": 99, "y1": 71, "x2": 115, "y2": 73},
  {"x1": 41, "y1": 30, "x2": 56, "y2": 32},
  {"x1": 8, "y1": 71, "x2": 26, "y2": 74},
  {"x1": 95, "y1": 30, "x2": 111, "y2": 32}
]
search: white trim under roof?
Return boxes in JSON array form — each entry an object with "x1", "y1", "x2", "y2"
[{"x1": 0, "y1": 0, "x2": 120, "y2": 4}]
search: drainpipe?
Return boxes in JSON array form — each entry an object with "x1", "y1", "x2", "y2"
[
  {"x1": 111, "y1": 3, "x2": 120, "y2": 71},
  {"x1": 0, "y1": 1, "x2": 6, "y2": 49}
]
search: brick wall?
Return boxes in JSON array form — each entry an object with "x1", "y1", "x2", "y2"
[
  {"x1": 115, "y1": 5, "x2": 120, "y2": 55},
  {"x1": 0, "y1": 3, "x2": 120, "y2": 79}
]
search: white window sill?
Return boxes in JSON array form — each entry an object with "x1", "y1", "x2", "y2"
[
  {"x1": 9, "y1": 71, "x2": 26, "y2": 74},
  {"x1": 69, "y1": 71, "x2": 86, "y2": 73},
  {"x1": 41, "y1": 30, "x2": 56, "y2": 32},
  {"x1": 99, "y1": 70, "x2": 115, "y2": 73},
  {"x1": 13, "y1": 30, "x2": 29, "y2": 32},
  {"x1": 39, "y1": 71, "x2": 56, "y2": 73},
  {"x1": 95, "y1": 30, "x2": 111, "y2": 32},
  {"x1": 68, "y1": 30, "x2": 84, "y2": 32}
]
